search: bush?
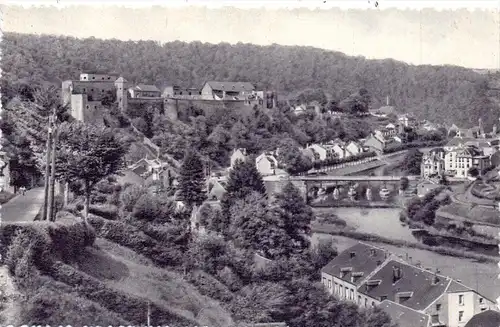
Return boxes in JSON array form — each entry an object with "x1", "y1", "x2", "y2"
[
  {"x1": 119, "y1": 184, "x2": 147, "y2": 212},
  {"x1": 89, "y1": 204, "x2": 119, "y2": 220},
  {"x1": 186, "y1": 270, "x2": 234, "y2": 303}
]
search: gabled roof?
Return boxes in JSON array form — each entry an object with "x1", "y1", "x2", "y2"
[
  {"x1": 446, "y1": 280, "x2": 472, "y2": 293},
  {"x1": 465, "y1": 310, "x2": 500, "y2": 327},
  {"x1": 205, "y1": 81, "x2": 255, "y2": 92},
  {"x1": 445, "y1": 137, "x2": 477, "y2": 147},
  {"x1": 379, "y1": 300, "x2": 430, "y2": 327},
  {"x1": 132, "y1": 84, "x2": 161, "y2": 92},
  {"x1": 322, "y1": 242, "x2": 389, "y2": 286},
  {"x1": 457, "y1": 146, "x2": 484, "y2": 157},
  {"x1": 357, "y1": 260, "x2": 450, "y2": 311}
]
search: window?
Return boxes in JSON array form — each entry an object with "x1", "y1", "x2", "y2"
[
  {"x1": 436, "y1": 304, "x2": 441, "y2": 311},
  {"x1": 358, "y1": 295, "x2": 361, "y2": 304},
  {"x1": 92, "y1": 76, "x2": 95, "y2": 80},
  {"x1": 328, "y1": 280, "x2": 332, "y2": 290},
  {"x1": 371, "y1": 301, "x2": 375, "y2": 307},
  {"x1": 481, "y1": 308, "x2": 487, "y2": 311},
  {"x1": 86, "y1": 105, "x2": 89, "y2": 109},
  {"x1": 458, "y1": 311, "x2": 464, "y2": 322},
  {"x1": 91, "y1": 88, "x2": 94, "y2": 92},
  {"x1": 479, "y1": 298, "x2": 484, "y2": 304},
  {"x1": 364, "y1": 298, "x2": 368, "y2": 307},
  {"x1": 83, "y1": 88, "x2": 86, "y2": 92},
  {"x1": 350, "y1": 289, "x2": 354, "y2": 300},
  {"x1": 334, "y1": 283, "x2": 338, "y2": 294},
  {"x1": 459, "y1": 295, "x2": 464, "y2": 305},
  {"x1": 380, "y1": 295, "x2": 387, "y2": 301}
]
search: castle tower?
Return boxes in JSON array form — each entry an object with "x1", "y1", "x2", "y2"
[{"x1": 114, "y1": 76, "x2": 129, "y2": 112}]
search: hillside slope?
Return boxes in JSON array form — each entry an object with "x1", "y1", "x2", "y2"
[
  {"x1": 2, "y1": 32, "x2": 500, "y2": 128},
  {"x1": 0, "y1": 220, "x2": 233, "y2": 326}
]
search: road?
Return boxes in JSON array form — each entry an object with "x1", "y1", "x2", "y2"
[{"x1": 0, "y1": 187, "x2": 45, "y2": 224}]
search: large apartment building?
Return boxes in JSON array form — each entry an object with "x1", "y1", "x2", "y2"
[{"x1": 321, "y1": 243, "x2": 497, "y2": 327}]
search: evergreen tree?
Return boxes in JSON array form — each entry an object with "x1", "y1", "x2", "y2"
[
  {"x1": 269, "y1": 182, "x2": 313, "y2": 257},
  {"x1": 177, "y1": 150, "x2": 206, "y2": 208},
  {"x1": 219, "y1": 159, "x2": 266, "y2": 235}
]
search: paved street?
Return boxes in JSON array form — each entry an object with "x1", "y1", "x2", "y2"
[{"x1": 0, "y1": 187, "x2": 45, "y2": 224}]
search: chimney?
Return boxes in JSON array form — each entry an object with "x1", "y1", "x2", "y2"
[
  {"x1": 392, "y1": 266, "x2": 402, "y2": 283},
  {"x1": 350, "y1": 251, "x2": 356, "y2": 258}
]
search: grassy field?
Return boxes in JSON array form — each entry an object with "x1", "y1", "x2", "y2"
[
  {"x1": 438, "y1": 202, "x2": 499, "y2": 226},
  {"x1": 0, "y1": 220, "x2": 234, "y2": 326}
]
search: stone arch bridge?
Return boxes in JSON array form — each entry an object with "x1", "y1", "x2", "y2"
[{"x1": 264, "y1": 175, "x2": 421, "y2": 203}]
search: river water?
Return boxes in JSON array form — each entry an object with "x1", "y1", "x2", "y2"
[{"x1": 313, "y1": 207, "x2": 415, "y2": 241}]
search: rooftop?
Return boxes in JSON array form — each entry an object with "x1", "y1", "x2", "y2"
[
  {"x1": 206, "y1": 81, "x2": 255, "y2": 92},
  {"x1": 321, "y1": 242, "x2": 389, "y2": 287},
  {"x1": 132, "y1": 84, "x2": 161, "y2": 93},
  {"x1": 464, "y1": 310, "x2": 500, "y2": 327},
  {"x1": 357, "y1": 259, "x2": 450, "y2": 311},
  {"x1": 379, "y1": 300, "x2": 430, "y2": 327}
]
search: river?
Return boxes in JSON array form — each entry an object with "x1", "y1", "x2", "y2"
[{"x1": 313, "y1": 207, "x2": 415, "y2": 241}]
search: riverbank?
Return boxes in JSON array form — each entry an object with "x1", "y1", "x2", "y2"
[{"x1": 311, "y1": 222, "x2": 498, "y2": 264}]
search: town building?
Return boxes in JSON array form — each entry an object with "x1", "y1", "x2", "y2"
[
  {"x1": 398, "y1": 114, "x2": 418, "y2": 128},
  {"x1": 128, "y1": 84, "x2": 162, "y2": 98},
  {"x1": 345, "y1": 141, "x2": 364, "y2": 156},
  {"x1": 363, "y1": 133, "x2": 398, "y2": 154},
  {"x1": 321, "y1": 242, "x2": 394, "y2": 305},
  {"x1": 255, "y1": 152, "x2": 279, "y2": 176},
  {"x1": 162, "y1": 85, "x2": 202, "y2": 99},
  {"x1": 447, "y1": 146, "x2": 491, "y2": 178},
  {"x1": 206, "y1": 177, "x2": 227, "y2": 201},
  {"x1": 201, "y1": 81, "x2": 255, "y2": 102},
  {"x1": 379, "y1": 300, "x2": 430, "y2": 327},
  {"x1": 321, "y1": 243, "x2": 497, "y2": 327},
  {"x1": 421, "y1": 148, "x2": 446, "y2": 178},
  {"x1": 307, "y1": 144, "x2": 335, "y2": 161},
  {"x1": 230, "y1": 148, "x2": 248, "y2": 169}
]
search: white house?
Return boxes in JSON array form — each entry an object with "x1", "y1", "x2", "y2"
[
  {"x1": 230, "y1": 148, "x2": 248, "y2": 169},
  {"x1": 307, "y1": 144, "x2": 334, "y2": 161},
  {"x1": 345, "y1": 141, "x2": 364, "y2": 156},
  {"x1": 256, "y1": 153, "x2": 279, "y2": 176}
]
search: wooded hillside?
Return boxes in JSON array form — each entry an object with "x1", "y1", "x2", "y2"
[{"x1": 1, "y1": 32, "x2": 499, "y2": 128}]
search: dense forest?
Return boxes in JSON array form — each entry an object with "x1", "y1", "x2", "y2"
[{"x1": 2, "y1": 32, "x2": 500, "y2": 129}]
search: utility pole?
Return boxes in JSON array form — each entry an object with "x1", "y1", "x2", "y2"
[
  {"x1": 48, "y1": 108, "x2": 58, "y2": 221},
  {"x1": 146, "y1": 301, "x2": 151, "y2": 327},
  {"x1": 42, "y1": 114, "x2": 54, "y2": 221}
]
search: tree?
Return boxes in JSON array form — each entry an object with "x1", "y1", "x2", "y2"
[
  {"x1": 229, "y1": 192, "x2": 291, "y2": 259},
  {"x1": 400, "y1": 149, "x2": 423, "y2": 175},
  {"x1": 55, "y1": 122, "x2": 128, "y2": 222},
  {"x1": 177, "y1": 150, "x2": 206, "y2": 208},
  {"x1": 269, "y1": 182, "x2": 313, "y2": 257},
  {"x1": 468, "y1": 166, "x2": 479, "y2": 178},
  {"x1": 276, "y1": 138, "x2": 313, "y2": 174}
]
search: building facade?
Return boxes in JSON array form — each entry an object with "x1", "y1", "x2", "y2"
[{"x1": 321, "y1": 243, "x2": 497, "y2": 327}]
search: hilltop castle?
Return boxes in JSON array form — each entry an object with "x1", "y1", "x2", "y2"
[{"x1": 62, "y1": 72, "x2": 277, "y2": 123}]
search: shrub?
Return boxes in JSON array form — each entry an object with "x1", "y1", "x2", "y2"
[
  {"x1": 119, "y1": 184, "x2": 147, "y2": 212},
  {"x1": 89, "y1": 204, "x2": 119, "y2": 220},
  {"x1": 186, "y1": 270, "x2": 234, "y2": 303}
]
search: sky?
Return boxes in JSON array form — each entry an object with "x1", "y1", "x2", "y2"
[{"x1": 1, "y1": 1, "x2": 500, "y2": 69}]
